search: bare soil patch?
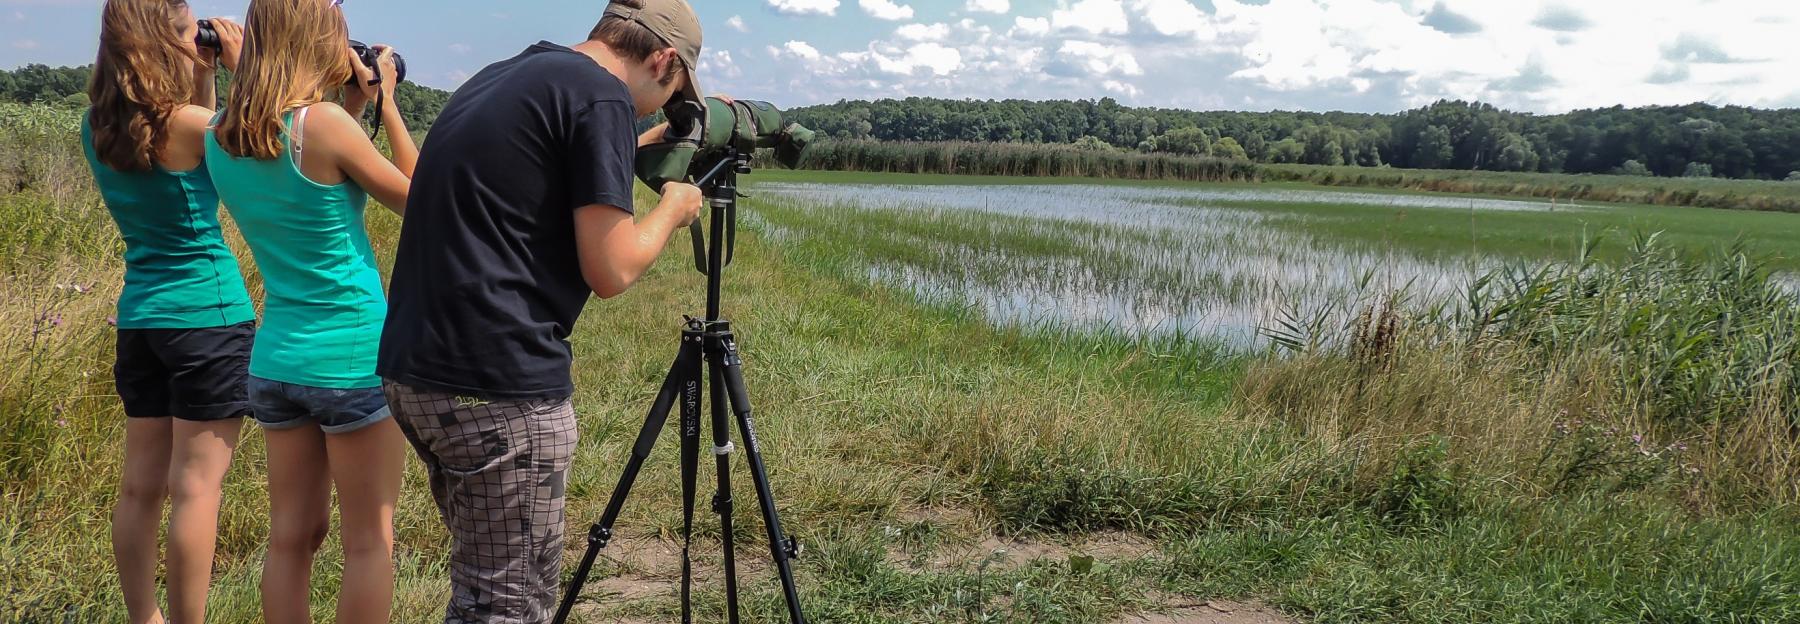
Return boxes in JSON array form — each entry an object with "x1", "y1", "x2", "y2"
[{"x1": 1116, "y1": 599, "x2": 1299, "y2": 624}]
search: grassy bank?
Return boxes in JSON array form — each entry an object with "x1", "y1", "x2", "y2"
[
  {"x1": 791, "y1": 139, "x2": 1800, "y2": 214},
  {"x1": 4, "y1": 117, "x2": 1799, "y2": 622}
]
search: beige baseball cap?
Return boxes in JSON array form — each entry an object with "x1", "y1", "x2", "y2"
[{"x1": 604, "y1": 0, "x2": 703, "y2": 104}]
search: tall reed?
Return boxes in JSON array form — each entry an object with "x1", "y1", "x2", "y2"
[{"x1": 1248, "y1": 237, "x2": 1799, "y2": 509}]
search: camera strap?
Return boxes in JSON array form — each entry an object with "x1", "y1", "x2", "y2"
[{"x1": 366, "y1": 90, "x2": 386, "y2": 140}]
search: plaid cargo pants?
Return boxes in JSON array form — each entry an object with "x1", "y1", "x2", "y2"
[{"x1": 384, "y1": 381, "x2": 579, "y2": 624}]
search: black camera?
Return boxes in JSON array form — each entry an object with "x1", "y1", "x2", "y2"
[
  {"x1": 193, "y1": 20, "x2": 405, "y2": 85},
  {"x1": 348, "y1": 40, "x2": 407, "y2": 86}
]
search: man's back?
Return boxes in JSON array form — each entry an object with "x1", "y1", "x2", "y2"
[{"x1": 378, "y1": 42, "x2": 639, "y2": 400}]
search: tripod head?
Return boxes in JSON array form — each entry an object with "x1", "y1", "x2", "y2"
[
  {"x1": 688, "y1": 148, "x2": 753, "y2": 321},
  {"x1": 687, "y1": 148, "x2": 749, "y2": 274}
]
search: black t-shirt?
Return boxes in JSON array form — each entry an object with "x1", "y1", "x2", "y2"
[{"x1": 377, "y1": 42, "x2": 636, "y2": 399}]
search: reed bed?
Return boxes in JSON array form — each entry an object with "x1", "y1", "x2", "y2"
[{"x1": 782, "y1": 138, "x2": 1800, "y2": 213}]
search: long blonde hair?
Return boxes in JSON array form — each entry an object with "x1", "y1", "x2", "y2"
[
  {"x1": 214, "y1": 0, "x2": 351, "y2": 160},
  {"x1": 88, "y1": 0, "x2": 197, "y2": 172}
]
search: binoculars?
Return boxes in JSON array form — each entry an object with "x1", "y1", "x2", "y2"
[{"x1": 195, "y1": 19, "x2": 406, "y2": 85}]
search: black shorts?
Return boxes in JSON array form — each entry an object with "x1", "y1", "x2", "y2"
[{"x1": 114, "y1": 321, "x2": 255, "y2": 422}]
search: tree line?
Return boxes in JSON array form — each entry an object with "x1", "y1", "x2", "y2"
[
  {"x1": 786, "y1": 97, "x2": 1800, "y2": 181},
  {"x1": 0, "y1": 63, "x2": 451, "y2": 132}
]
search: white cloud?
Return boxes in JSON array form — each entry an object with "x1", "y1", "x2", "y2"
[
  {"x1": 765, "y1": 0, "x2": 838, "y2": 17},
  {"x1": 726, "y1": 15, "x2": 748, "y2": 32},
  {"x1": 447, "y1": 43, "x2": 471, "y2": 54},
  {"x1": 834, "y1": 43, "x2": 965, "y2": 76},
  {"x1": 1056, "y1": 40, "x2": 1143, "y2": 76},
  {"x1": 966, "y1": 0, "x2": 1010, "y2": 14},
  {"x1": 859, "y1": 0, "x2": 914, "y2": 21},
  {"x1": 1051, "y1": 0, "x2": 1129, "y2": 36},
  {"x1": 1130, "y1": 0, "x2": 1213, "y2": 39},
  {"x1": 896, "y1": 23, "x2": 950, "y2": 41},
  {"x1": 1011, "y1": 16, "x2": 1050, "y2": 37},
  {"x1": 897, "y1": 43, "x2": 964, "y2": 75},
  {"x1": 699, "y1": 50, "x2": 744, "y2": 80},
  {"x1": 1103, "y1": 80, "x2": 1141, "y2": 97},
  {"x1": 770, "y1": 40, "x2": 823, "y2": 61}
]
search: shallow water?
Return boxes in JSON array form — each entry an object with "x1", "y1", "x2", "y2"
[{"x1": 746, "y1": 183, "x2": 1576, "y2": 348}]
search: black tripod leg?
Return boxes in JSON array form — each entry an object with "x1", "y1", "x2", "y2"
[
  {"x1": 716, "y1": 333, "x2": 807, "y2": 624},
  {"x1": 678, "y1": 331, "x2": 703, "y2": 624},
  {"x1": 709, "y1": 350, "x2": 743, "y2": 623},
  {"x1": 553, "y1": 331, "x2": 700, "y2": 624}
]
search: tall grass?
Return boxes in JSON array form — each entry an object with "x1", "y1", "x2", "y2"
[
  {"x1": 788, "y1": 139, "x2": 1800, "y2": 213},
  {"x1": 1252, "y1": 236, "x2": 1799, "y2": 509}
]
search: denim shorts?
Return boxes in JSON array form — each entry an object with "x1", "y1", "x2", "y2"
[{"x1": 249, "y1": 376, "x2": 391, "y2": 434}]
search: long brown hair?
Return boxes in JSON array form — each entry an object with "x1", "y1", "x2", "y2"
[
  {"x1": 215, "y1": 0, "x2": 351, "y2": 160},
  {"x1": 88, "y1": 0, "x2": 197, "y2": 172}
]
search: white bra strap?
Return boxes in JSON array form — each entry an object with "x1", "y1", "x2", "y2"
[{"x1": 292, "y1": 105, "x2": 311, "y2": 167}]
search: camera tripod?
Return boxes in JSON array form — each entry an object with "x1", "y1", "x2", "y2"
[{"x1": 553, "y1": 150, "x2": 806, "y2": 624}]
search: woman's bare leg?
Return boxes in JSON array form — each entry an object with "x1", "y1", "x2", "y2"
[
  {"x1": 260, "y1": 425, "x2": 332, "y2": 624},
  {"x1": 163, "y1": 418, "x2": 243, "y2": 624},
  {"x1": 113, "y1": 417, "x2": 173, "y2": 624},
  {"x1": 326, "y1": 418, "x2": 407, "y2": 624}
]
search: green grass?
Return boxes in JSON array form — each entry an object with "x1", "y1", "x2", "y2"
[{"x1": 4, "y1": 121, "x2": 1800, "y2": 623}]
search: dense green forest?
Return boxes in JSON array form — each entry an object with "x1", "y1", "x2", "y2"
[
  {"x1": 786, "y1": 97, "x2": 1800, "y2": 181},
  {"x1": 0, "y1": 63, "x2": 450, "y2": 132}
]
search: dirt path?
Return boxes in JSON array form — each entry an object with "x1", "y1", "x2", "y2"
[
  {"x1": 1116, "y1": 599, "x2": 1298, "y2": 624},
  {"x1": 571, "y1": 530, "x2": 1301, "y2": 624}
]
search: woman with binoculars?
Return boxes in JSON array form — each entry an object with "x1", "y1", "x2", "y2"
[
  {"x1": 83, "y1": 2, "x2": 250, "y2": 623},
  {"x1": 207, "y1": 0, "x2": 416, "y2": 621}
]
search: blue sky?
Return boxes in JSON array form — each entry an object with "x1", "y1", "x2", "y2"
[{"x1": 5, "y1": 0, "x2": 1800, "y2": 114}]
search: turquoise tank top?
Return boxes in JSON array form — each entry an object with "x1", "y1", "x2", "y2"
[
  {"x1": 205, "y1": 109, "x2": 383, "y2": 389},
  {"x1": 81, "y1": 114, "x2": 255, "y2": 329}
]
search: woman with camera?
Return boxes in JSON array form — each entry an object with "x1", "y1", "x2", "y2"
[
  {"x1": 84, "y1": 2, "x2": 249, "y2": 623},
  {"x1": 206, "y1": 0, "x2": 416, "y2": 621}
]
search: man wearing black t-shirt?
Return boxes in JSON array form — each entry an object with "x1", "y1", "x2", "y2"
[{"x1": 376, "y1": 1, "x2": 705, "y2": 621}]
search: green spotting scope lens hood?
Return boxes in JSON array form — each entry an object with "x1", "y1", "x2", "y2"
[{"x1": 635, "y1": 97, "x2": 815, "y2": 191}]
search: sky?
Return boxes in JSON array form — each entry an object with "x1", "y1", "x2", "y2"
[{"x1": 4, "y1": 0, "x2": 1800, "y2": 115}]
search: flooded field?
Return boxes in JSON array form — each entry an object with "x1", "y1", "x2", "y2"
[{"x1": 746, "y1": 177, "x2": 1800, "y2": 348}]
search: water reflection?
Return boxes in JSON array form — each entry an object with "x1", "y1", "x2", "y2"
[{"x1": 748, "y1": 183, "x2": 1567, "y2": 348}]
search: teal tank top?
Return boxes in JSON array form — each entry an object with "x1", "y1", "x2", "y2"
[
  {"x1": 205, "y1": 109, "x2": 383, "y2": 389},
  {"x1": 81, "y1": 114, "x2": 255, "y2": 329}
]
